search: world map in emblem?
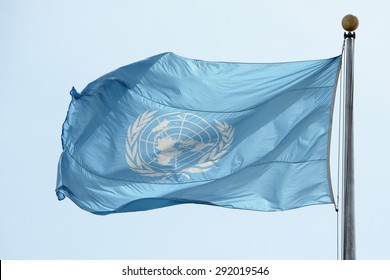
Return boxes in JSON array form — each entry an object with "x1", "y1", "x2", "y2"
[{"x1": 125, "y1": 111, "x2": 234, "y2": 178}]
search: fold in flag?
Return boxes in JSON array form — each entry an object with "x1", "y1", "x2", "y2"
[{"x1": 56, "y1": 52, "x2": 341, "y2": 214}]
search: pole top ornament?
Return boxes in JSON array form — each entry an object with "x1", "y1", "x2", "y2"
[{"x1": 342, "y1": 14, "x2": 359, "y2": 32}]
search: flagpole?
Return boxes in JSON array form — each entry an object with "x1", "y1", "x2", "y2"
[{"x1": 341, "y1": 14, "x2": 358, "y2": 260}]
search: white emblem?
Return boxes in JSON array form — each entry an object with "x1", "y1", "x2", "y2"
[{"x1": 125, "y1": 111, "x2": 234, "y2": 178}]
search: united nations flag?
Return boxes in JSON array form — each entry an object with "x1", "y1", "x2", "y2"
[{"x1": 56, "y1": 52, "x2": 341, "y2": 214}]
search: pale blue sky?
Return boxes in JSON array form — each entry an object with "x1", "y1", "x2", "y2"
[{"x1": 1, "y1": 0, "x2": 389, "y2": 259}]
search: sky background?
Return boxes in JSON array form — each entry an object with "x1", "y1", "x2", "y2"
[{"x1": 1, "y1": 0, "x2": 389, "y2": 260}]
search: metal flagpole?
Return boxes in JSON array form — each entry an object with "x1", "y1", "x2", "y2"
[{"x1": 341, "y1": 14, "x2": 359, "y2": 260}]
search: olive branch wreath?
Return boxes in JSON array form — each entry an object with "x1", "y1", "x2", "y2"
[{"x1": 125, "y1": 111, "x2": 234, "y2": 178}]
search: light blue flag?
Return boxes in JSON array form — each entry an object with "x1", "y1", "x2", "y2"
[{"x1": 56, "y1": 52, "x2": 341, "y2": 214}]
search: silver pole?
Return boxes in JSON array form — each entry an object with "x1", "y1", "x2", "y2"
[{"x1": 341, "y1": 15, "x2": 358, "y2": 260}]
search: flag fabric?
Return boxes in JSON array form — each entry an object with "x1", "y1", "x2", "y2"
[{"x1": 56, "y1": 52, "x2": 341, "y2": 214}]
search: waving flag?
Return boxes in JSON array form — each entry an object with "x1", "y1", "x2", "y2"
[{"x1": 56, "y1": 52, "x2": 341, "y2": 214}]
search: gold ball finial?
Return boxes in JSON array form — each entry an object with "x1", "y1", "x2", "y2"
[{"x1": 342, "y1": 14, "x2": 359, "y2": 32}]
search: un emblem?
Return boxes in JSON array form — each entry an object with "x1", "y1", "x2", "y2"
[{"x1": 125, "y1": 111, "x2": 234, "y2": 178}]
